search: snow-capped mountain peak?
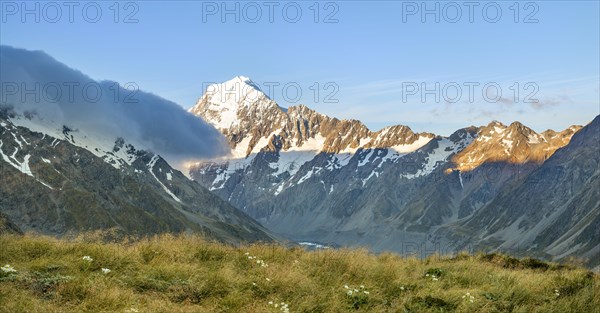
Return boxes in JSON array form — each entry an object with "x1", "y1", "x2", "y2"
[
  {"x1": 190, "y1": 77, "x2": 436, "y2": 159},
  {"x1": 189, "y1": 76, "x2": 280, "y2": 130},
  {"x1": 212, "y1": 76, "x2": 266, "y2": 101}
]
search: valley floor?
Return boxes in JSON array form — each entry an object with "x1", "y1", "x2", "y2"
[{"x1": 0, "y1": 233, "x2": 598, "y2": 313}]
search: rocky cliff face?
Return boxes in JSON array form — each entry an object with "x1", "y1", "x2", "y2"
[
  {"x1": 189, "y1": 77, "x2": 596, "y2": 266},
  {"x1": 451, "y1": 120, "x2": 581, "y2": 171},
  {"x1": 0, "y1": 211, "x2": 22, "y2": 234},
  {"x1": 0, "y1": 109, "x2": 276, "y2": 244}
]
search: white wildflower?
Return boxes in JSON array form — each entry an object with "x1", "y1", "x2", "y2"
[
  {"x1": 245, "y1": 254, "x2": 268, "y2": 267},
  {"x1": 463, "y1": 292, "x2": 475, "y2": 303},
  {"x1": 1, "y1": 264, "x2": 16, "y2": 273},
  {"x1": 101, "y1": 268, "x2": 111, "y2": 274},
  {"x1": 268, "y1": 300, "x2": 289, "y2": 312},
  {"x1": 82, "y1": 256, "x2": 93, "y2": 262},
  {"x1": 345, "y1": 284, "x2": 370, "y2": 297}
]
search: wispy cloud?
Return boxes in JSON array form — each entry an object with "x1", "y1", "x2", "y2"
[{"x1": 0, "y1": 46, "x2": 229, "y2": 166}]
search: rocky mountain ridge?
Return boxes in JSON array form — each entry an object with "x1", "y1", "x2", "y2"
[
  {"x1": 189, "y1": 76, "x2": 435, "y2": 158},
  {"x1": 451, "y1": 120, "x2": 581, "y2": 171}
]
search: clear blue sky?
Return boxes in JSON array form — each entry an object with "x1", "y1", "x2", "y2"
[{"x1": 2, "y1": 1, "x2": 599, "y2": 135}]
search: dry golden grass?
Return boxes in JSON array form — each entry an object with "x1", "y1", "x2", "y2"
[{"x1": 0, "y1": 233, "x2": 598, "y2": 313}]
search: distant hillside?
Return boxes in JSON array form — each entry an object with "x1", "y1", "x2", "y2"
[{"x1": 0, "y1": 111, "x2": 277, "y2": 244}]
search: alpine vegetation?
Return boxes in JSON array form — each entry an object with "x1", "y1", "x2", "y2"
[{"x1": 0, "y1": 234, "x2": 598, "y2": 313}]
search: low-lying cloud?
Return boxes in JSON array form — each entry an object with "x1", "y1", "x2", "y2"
[{"x1": 0, "y1": 45, "x2": 230, "y2": 167}]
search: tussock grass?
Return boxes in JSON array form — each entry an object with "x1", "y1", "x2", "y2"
[{"x1": 0, "y1": 233, "x2": 598, "y2": 312}]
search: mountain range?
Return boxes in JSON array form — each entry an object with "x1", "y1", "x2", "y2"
[{"x1": 189, "y1": 76, "x2": 599, "y2": 268}]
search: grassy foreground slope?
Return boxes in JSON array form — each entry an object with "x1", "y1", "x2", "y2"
[{"x1": 0, "y1": 234, "x2": 598, "y2": 313}]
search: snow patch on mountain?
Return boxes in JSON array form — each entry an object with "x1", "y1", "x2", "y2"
[
  {"x1": 289, "y1": 134, "x2": 327, "y2": 152},
  {"x1": 297, "y1": 169, "x2": 316, "y2": 184},
  {"x1": 416, "y1": 139, "x2": 457, "y2": 177},
  {"x1": 148, "y1": 155, "x2": 181, "y2": 203},
  {"x1": 358, "y1": 150, "x2": 375, "y2": 167},
  {"x1": 0, "y1": 140, "x2": 32, "y2": 177},
  {"x1": 389, "y1": 135, "x2": 432, "y2": 154},
  {"x1": 0, "y1": 122, "x2": 58, "y2": 189},
  {"x1": 270, "y1": 151, "x2": 317, "y2": 177},
  {"x1": 362, "y1": 170, "x2": 379, "y2": 186}
]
